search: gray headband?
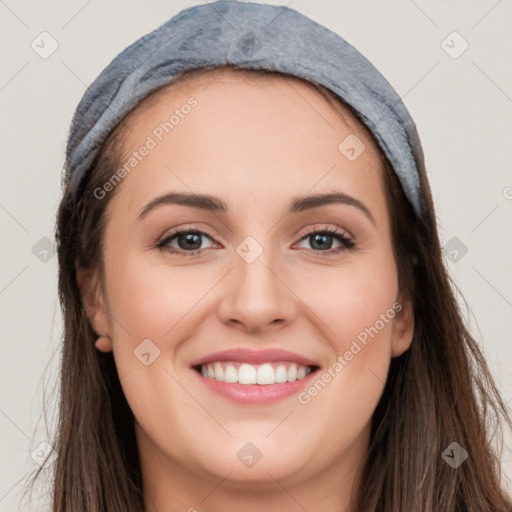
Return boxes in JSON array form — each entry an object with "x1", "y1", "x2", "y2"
[{"x1": 65, "y1": 0, "x2": 427, "y2": 218}]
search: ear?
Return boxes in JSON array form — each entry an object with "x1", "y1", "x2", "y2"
[
  {"x1": 76, "y1": 267, "x2": 113, "y2": 352},
  {"x1": 390, "y1": 293, "x2": 414, "y2": 358}
]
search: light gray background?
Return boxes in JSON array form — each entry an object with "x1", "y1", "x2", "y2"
[{"x1": 1, "y1": 0, "x2": 511, "y2": 510}]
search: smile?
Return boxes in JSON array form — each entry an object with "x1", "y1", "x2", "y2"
[
  {"x1": 196, "y1": 361, "x2": 313, "y2": 385},
  {"x1": 190, "y1": 348, "x2": 321, "y2": 404}
]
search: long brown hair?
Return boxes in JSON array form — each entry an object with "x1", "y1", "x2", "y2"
[{"x1": 26, "y1": 66, "x2": 512, "y2": 511}]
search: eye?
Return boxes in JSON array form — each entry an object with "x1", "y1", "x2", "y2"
[
  {"x1": 295, "y1": 226, "x2": 356, "y2": 253},
  {"x1": 157, "y1": 229, "x2": 217, "y2": 255}
]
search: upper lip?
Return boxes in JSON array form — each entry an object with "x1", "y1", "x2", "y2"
[{"x1": 190, "y1": 348, "x2": 320, "y2": 368}]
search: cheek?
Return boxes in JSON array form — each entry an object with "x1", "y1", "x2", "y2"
[
  {"x1": 104, "y1": 247, "x2": 209, "y2": 341},
  {"x1": 297, "y1": 245, "x2": 398, "y2": 410},
  {"x1": 330, "y1": 266, "x2": 398, "y2": 358},
  {"x1": 101, "y1": 250, "x2": 207, "y2": 442},
  {"x1": 306, "y1": 244, "x2": 399, "y2": 353}
]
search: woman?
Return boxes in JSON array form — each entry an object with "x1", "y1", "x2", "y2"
[{"x1": 29, "y1": 1, "x2": 511, "y2": 511}]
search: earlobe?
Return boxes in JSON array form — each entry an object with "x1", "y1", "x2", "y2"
[
  {"x1": 391, "y1": 295, "x2": 415, "y2": 358},
  {"x1": 95, "y1": 334, "x2": 113, "y2": 352}
]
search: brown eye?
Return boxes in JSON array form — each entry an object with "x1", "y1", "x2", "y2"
[{"x1": 157, "y1": 229, "x2": 217, "y2": 254}]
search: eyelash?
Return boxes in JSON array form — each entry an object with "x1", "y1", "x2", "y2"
[{"x1": 155, "y1": 225, "x2": 356, "y2": 256}]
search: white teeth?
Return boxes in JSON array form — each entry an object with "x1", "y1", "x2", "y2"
[
  {"x1": 214, "y1": 362, "x2": 224, "y2": 381},
  {"x1": 275, "y1": 365, "x2": 288, "y2": 383},
  {"x1": 287, "y1": 364, "x2": 298, "y2": 382},
  {"x1": 238, "y1": 363, "x2": 257, "y2": 384},
  {"x1": 257, "y1": 363, "x2": 275, "y2": 385},
  {"x1": 224, "y1": 365, "x2": 238, "y2": 383},
  {"x1": 199, "y1": 361, "x2": 314, "y2": 385}
]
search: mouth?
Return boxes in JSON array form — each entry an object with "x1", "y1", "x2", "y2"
[
  {"x1": 192, "y1": 361, "x2": 318, "y2": 385},
  {"x1": 190, "y1": 348, "x2": 321, "y2": 404}
]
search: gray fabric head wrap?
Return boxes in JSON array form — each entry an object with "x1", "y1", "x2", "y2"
[{"x1": 65, "y1": 0, "x2": 427, "y2": 219}]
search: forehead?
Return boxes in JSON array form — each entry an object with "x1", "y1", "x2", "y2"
[
  {"x1": 106, "y1": 66, "x2": 387, "y2": 226},
  {"x1": 122, "y1": 66, "x2": 381, "y2": 157}
]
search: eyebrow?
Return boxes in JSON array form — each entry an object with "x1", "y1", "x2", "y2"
[{"x1": 137, "y1": 191, "x2": 375, "y2": 226}]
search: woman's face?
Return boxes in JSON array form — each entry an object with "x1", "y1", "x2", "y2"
[{"x1": 82, "y1": 69, "x2": 413, "y2": 495}]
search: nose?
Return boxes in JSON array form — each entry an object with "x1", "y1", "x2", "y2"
[{"x1": 217, "y1": 243, "x2": 297, "y2": 334}]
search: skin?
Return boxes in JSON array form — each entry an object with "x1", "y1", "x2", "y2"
[{"x1": 78, "y1": 68, "x2": 414, "y2": 512}]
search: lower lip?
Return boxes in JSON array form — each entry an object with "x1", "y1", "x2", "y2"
[{"x1": 192, "y1": 368, "x2": 317, "y2": 404}]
